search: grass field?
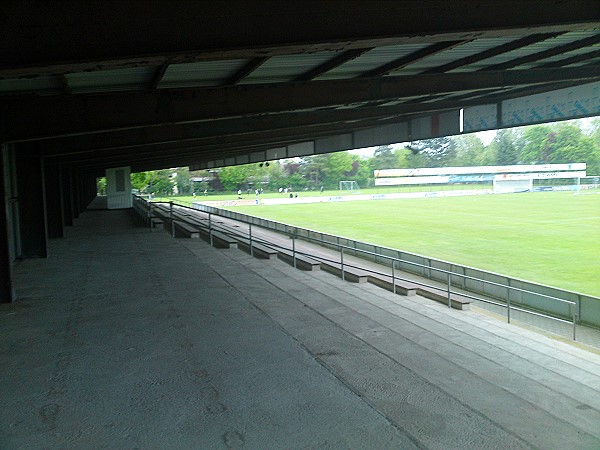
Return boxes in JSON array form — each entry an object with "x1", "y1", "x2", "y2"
[{"x1": 216, "y1": 191, "x2": 600, "y2": 297}]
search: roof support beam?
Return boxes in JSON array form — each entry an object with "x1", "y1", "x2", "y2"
[
  {"x1": 295, "y1": 48, "x2": 373, "y2": 82},
  {"x1": 5, "y1": 65, "x2": 598, "y2": 142},
  {"x1": 359, "y1": 41, "x2": 465, "y2": 78},
  {"x1": 538, "y1": 49, "x2": 600, "y2": 68},
  {"x1": 483, "y1": 34, "x2": 600, "y2": 71},
  {"x1": 224, "y1": 57, "x2": 269, "y2": 85},
  {"x1": 149, "y1": 63, "x2": 170, "y2": 90},
  {"x1": 423, "y1": 32, "x2": 563, "y2": 73},
  {"x1": 39, "y1": 99, "x2": 468, "y2": 155}
]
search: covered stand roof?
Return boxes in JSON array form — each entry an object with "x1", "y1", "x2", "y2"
[{"x1": 1, "y1": 1, "x2": 599, "y2": 174}]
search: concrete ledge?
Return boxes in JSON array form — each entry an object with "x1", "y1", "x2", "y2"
[
  {"x1": 321, "y1": 262, "x2": 369, "y2": 283},
  {"x1": 278, "y1": 250, "x2": 321, "y2": 271},
  {"x1": 417, "y1": 287, "x2": 471, "y2": 310},
  {"x1": 209, "y1": 230, "x2": 238, "y2": 249},
  {"x1": 150, "y1": 217, "x2": 164, "y2": 231},
  {"x1": 238, "y1": 240, "x2": 279, "y2": 260},
  {"x1": 368, "y1": 275, "x2": 418, "y2": 296},
  {"x1": 173, "y1": 220, "x2": 200, "y2": 238}
]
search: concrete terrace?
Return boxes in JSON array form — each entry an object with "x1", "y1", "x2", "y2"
[{"x1": 2, "y1": 207, "x2": 600, "y2": 449}]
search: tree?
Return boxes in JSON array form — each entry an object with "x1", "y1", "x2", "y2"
[
  {"x1": 492, "y1": 129, "x2": 519, "y2": 165},
  {"x1": 371, "y1": 145, "x2": 398, "y2": 169},
  {"x1": 450, "y1": 134, "x2": 485, "y2": 166},
  {"x1": 325, "y1": 152, "x2": 354, "y2": 188},
  {"x1": 520, "y1": 125, "x2": 553, "y2": 164},
  {"x1": 519, "y1": 122, "x2": 600, "y2": 174},
  {"x1": 175, "y1": 167, "x2": 191, "y2": 194},
  {"x1": 218, "y1": 164, "x2": 253, "y2": 191},
  {"x1": 97, "y1": 177, "x2": 107, "y2": 195},
  {"x1": 406, "y1": 137, "x2": 455, "y2": 167},
  {"x1": 130, "y1": 171, "x2": 157, "y2": 192},
  {"x1": 147, "y1": 169, "x2": 175, "y2": 195}
]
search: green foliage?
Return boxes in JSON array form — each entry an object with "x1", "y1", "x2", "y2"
[
  {"x1": 218, "y1": 164, "x2": 254, "y2": 191},
  {"x1": 130, "y1": 171, "x2": 153, "y2": 191},
  {"x1": 406, "y1": 137, "x2": 455, "y2": 167},
  {"x1": 175, "y1": 167, "x2": 191, "y2": 194},
  {"x1": 97, "y1": 177, "x2": 107, "y2": 195},
  {"x1": 519, "y1": 123, "x2": 600, "y2": 174},
  {"x1": 492, "y1": 129, "x2": 520, "y2": 165},
  {"x1": 148, "y1": 169, "x2": 175, "y2": 195},
  {"x1": 451, "y1": 134, "x2": 485, "y2": 166},
  {"x1": 371, "y1": 145, "x2": 398, "y2": 169}
]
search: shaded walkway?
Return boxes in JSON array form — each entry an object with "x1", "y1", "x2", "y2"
[{"x1": 2, "y1": 208, "x2": 600, "y2": 448}]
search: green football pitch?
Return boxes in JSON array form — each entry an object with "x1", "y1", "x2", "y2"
[{"x1": 225, "y1": 191, "x2": 600, "y2": 297}]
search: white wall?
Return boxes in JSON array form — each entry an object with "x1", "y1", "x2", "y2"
[{"x1": 105, "y1": 166, "x2": 132, "y2": 209}]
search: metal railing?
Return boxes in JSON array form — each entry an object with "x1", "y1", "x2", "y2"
[{"x1": 135, "y1": 195, "x2": 581, "y2": 340}]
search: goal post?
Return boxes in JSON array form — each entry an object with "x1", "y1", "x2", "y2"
[
  {"x1": 493, "y1": 175, "x2": 533, "y2": 194},
  {"x1": 339, "y1": 180, "x2": 360, "y2": 192}
]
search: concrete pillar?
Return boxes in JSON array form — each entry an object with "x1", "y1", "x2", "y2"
[
  {"x1": 44, "y1": 162, "x2": 64, "y2": 238},
  {"x1": 0, "y1": 146, "x2": 16, "y2": 303},
  {"x1": 62, "y1": 166, "x2": 73, "y2": 226},
  {"x1": 72, "y1": 170, "x2": 80, "y2": 219},
  {"x1": 83, "y1": 174, "x2": 97, "y2": 208},
  {"x1": 16, "y1": 145, "x2": 48, "y2": 258}
]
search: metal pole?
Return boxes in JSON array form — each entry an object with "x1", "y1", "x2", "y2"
[
  {"x1": 341, "y1": 246, "x2": 345, "y2": 281},
  {"x1": 249, "y1": 223, "x2": 253, "y2": 256},
  {"x1": 148, "y1": 200, "x2": 153, "y2": 230},
  {"x1": 292, "y1": 233, "x2": 296, "y2": 268},
  {"x1": 573, "y1": 303, "x2": 578, "y2": 341},
  {"x1": 447, "y1": 273, "x2": 451, "y2": 308},
  {"x1": 208, "y1": 213, "x2": 213, "y2": 247},
  {"x1": 392, "y1": 260, "x2": 396, "y2": 295},
  {"x1": 170, "y1": 201, "x2": 174, "y2": 237},
  {"x1": 507, "y1": 284, "x2": 511, "y2": 323}
]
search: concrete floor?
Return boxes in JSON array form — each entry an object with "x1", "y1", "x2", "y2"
[{"x1": 2, "y1": 208, "x2": 600, "y2": 449}]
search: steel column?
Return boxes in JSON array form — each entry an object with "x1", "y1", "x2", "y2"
[{"x1": 16, "y1": 145, "x2": 48, "y2": 258}]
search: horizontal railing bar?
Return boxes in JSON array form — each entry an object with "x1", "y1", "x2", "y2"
[{"x1": 138, "y1": 196, "x2": 579, "y2": 318}]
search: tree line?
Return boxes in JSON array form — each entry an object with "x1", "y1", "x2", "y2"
[{"x1": 127, "y1": 118, "x2": 600, "y2": 195}]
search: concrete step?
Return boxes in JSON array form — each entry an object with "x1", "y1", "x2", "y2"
[{"x1": 240, "y1": 258, "x2": 600, "y2": 442}]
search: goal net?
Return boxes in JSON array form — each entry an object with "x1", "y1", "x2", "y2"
[
  {"x1": 493, "y1": 175, "x2": 533, "y2": 194},
  {"x1": 339, "y1": 180, "x2": 360, "y2": 192}
]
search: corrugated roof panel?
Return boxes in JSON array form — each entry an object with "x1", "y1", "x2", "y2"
[
  {"x1": 240, "y1": 52, "x2": 338, "y2": 84},
  {"x1": 564, "y1": 55, "x2": 600, "y2": 67},
  {"x1": 516, "y1": 43, "x2": 600, "y2": 68},
  {"x1": 462, "y1": 28, "x2": 600, "y2": 70},
  {"x1": 315, "y1": 43, "x2": 429, "y2": 80},
  {"x1": 389, "y1": 37, "x2": 518, "y2": 75},
  {"x1": 160, "y1": 59, "x2": 248, "y2": 87},
  {"x1": 66, "y1": 67, "x2": 155, "y2": 94},
  {"x1": 0, "y1": 76, "x2": 62, "y2": 95}
]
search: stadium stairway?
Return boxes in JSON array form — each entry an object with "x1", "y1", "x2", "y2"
[{"x1": 181, "y1": 239, "x2": 600, "y2": 449}]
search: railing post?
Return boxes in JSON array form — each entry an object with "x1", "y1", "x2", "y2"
[
  {"x1": 341, "y1": 246, "x2": 345, "y2": 281},
  {"x1": 572, "y1": 301, "x2": 578, "y2": 341},
  {"x1": 249, "y1": 223, "x2": 253, "y2": 257},
  {"x1": 392, "y1": 259, "x2": 396, "y2": 295},
  {"x1": 292, "y1": 232, "x2": 296, "y2": 268},
  {"x1": 507, "y1": 283, "x2": 511, "y2": 324},
  {"x1": 208, "y1": 212, "x2": 213, "y2": 246},
  {"x1": 170, "y1": 201, "x2": 174, "y2": 237},
  {"x1": 447, "y1": 273, "x2": 451, "y2": 308},
  {"x1": 148, "y1": 200, "x2": 153, "y2": 230}
]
